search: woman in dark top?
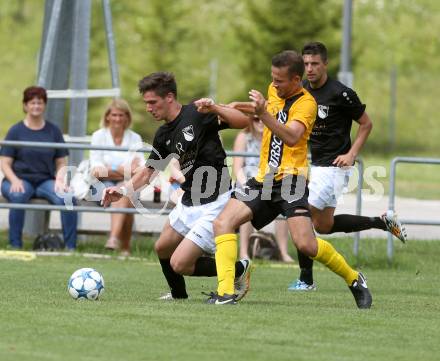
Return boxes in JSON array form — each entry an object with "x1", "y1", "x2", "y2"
[{"x1": 0, "y1": 86, "x2": 77, "y2": 249}]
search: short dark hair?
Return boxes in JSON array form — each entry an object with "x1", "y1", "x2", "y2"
[
  {"x1": 138, "y1": 72, "x2": 177, "y2": 98},
  {"x1": 271, "y1": 50, "x2": 305, "y2": 78},
  {"x1": 302, "y1": 42, "x2": 328, "y2": 62},
  {"x1": 23, "y1": 86, "x2": 47, "y2": 104}
]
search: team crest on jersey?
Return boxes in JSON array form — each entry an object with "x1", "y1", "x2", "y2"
[
  {"x1": 182, "y1": 125, "x2": 195, "y2": 141},
  {"x1": 318, "y1": 105, "x2": 329, "y2": 119}
]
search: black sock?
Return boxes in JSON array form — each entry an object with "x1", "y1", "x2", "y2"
[
  {"x1": 191, "y1": 257, "x2": 245, "y2": 278},
  {"x1": 297, "y1": 250, "x2": 314, "y2": 285},
  {"x1": 331, "y1": 214, "x2": 386, "y2": 233},
  {"x1": 159, "y1": 258, "x2": 188, "y2": 299},
  {"x1": 192, "y1": 257, "x2": 217, "y2": 276}
]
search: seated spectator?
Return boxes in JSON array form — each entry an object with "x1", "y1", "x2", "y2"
[
  {"x1": 0, "y1": 86, "x2": 77, "y2": 249},
  {"x1": 232, "y1": 113, "x2": 293, "y2": 262},
  {"x1": 89, "y1": 98, "x2": 144, "y2": 255}
]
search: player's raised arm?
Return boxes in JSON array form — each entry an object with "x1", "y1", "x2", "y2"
[
  {"x1": 249, "y1": 89, "x2": 305, "y2": 147},
  {"x1": 194, "y1": 98, "x2": 250, "y2": 129}
]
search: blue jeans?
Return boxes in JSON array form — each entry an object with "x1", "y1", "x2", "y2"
[{"x1": 1, "y1": 179, "x2": 78, "y2": 249}]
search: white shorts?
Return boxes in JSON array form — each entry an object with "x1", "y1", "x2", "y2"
[
  {"x1": 308, "y1": 166, "x2": 352, "y2": 210},
  {"x1": 169, "y1": 191, "x2": 231, "y2": 255}
]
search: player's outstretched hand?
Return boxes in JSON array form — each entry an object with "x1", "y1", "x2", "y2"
[
  {"x1": 194, "y1": 98, "x2": 215, "y2": 113},
  {"x1": 227, "y1": 101, "x2": 256, "y2": 115},
  {"x1": 248, "y1": 89, "x2": 266, "y2": 115},
  {"x1": 101, "y1": 186, "x2": 123, "y2": 207}
]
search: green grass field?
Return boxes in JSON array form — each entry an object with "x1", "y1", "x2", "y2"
[
  {"x1": 359, "y1": 156, "x2": 440, "y2": 200},
  {"x1": 1, "y1": 237, "x2": 439, "y2": 361}
]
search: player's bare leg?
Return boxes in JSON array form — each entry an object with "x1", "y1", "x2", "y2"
[{"x1": 210, "y1": 198, "x2": 253, "y2": 304}]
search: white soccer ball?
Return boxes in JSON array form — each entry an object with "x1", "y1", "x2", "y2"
[{"x1": 67, "y1": 268, "x2": 105, "y2": 300}]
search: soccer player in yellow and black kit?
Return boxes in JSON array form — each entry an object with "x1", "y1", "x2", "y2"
[{"x1": 197, "y1": 50, "x2": 372, "y2": 308}]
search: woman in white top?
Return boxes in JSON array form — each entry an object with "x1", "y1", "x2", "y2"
[
  {"x1": 233, "y1": 114, "x2": 293, "y2": 263},
  {"x1": 90, "y1": 99, "x2": 144, "y2": 254}
]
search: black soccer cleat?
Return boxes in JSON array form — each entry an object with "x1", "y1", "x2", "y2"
[
  {"x1": 349, "y1": 272, "x2": 372, "y2": 309},
  {"x1": 204, "y1": 291, "x2": 237, "y2": 305}
]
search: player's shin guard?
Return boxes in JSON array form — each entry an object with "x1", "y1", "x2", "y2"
[
  {"x1": 215, "y1": 233, "x2": 237, "y2": 296},
  {"x1": 312, "y1": 238, "x2": 358, "y2": 285}
]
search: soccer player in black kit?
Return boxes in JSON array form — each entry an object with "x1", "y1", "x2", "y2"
[
  {"x1": 288, "y1": 42, "x2": 407, "y2": 291},
  {"x1": 102, "y1": 72, "x2": 252, "y2": 301}
]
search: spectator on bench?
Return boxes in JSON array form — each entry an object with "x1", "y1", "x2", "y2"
[
  {"x1": 0, "y1": 86, "x2": 77, "y2": 249},
  {"x1": 89, "y1": 99, "x2": 144, "y2": 255}
]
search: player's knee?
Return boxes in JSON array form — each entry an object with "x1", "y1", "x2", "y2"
[
  {"x1": 296, "y1": 241, "x2": 314, "y2": 257},
  {"x1": 213, "y1": 216, "x2": 228, "y2": 236},
  {"x1": 312, "y1": 218, "x2": 332, "y2": 234},
  {"x1": 170, "y1": 257, "x2": 191, "y2": 275},
  {"x1": 154, "y1": 239, "x2": 167, "y2": 257}
]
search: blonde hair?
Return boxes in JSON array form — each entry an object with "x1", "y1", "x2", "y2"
[{"x1": 100, "y1": 98, "x2": 133, "y2": 129}]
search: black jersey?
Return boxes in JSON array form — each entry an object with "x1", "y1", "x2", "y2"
[
  {"x1": 147, "y1": 103, "x2": 230, "y2": 206},
  {"x1": 303, "y1": 78, "x2": 366, "y2": 166}
]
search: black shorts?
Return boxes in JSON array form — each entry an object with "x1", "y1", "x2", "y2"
[{"x1": 232, "y1": 175, "x2": 310, "y2": 230}]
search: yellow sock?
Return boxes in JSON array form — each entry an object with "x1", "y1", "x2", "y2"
[
  {"x1": 215, "y1": 233, "x2": 237, "y2": 296},
  {"x1": 312, "y1": 238, "x2": 358, "y2": 285}
]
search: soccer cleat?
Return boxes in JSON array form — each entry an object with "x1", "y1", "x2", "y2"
[
  {"x1": 287, "y1": 279, "x2": 317, "y2": 291},
  {"x1": 158, "y1": 292, "x2": 188, "y2": 301},
  {"x1": 204, "y1": 291, "x2": 237, "y2": 305},
  {"x1": 234, "y1": 259, "x2": 252, "y2": 301},
  {"x1": 158, "y1": 292, "x2": 174, "y2": 301},
  {"x1": 381, "y1": 211, "x2": 407, "y2": 243},
  {"x1": 349, "y1": 272, "x2": 372, "y2": 309}
]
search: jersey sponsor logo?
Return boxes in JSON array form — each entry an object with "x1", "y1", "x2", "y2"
[
  {"x1": 268, "y1": 136, "x2": 283, "y2": 168},
  {"x1": 176, "y1": 142, "x2": 184, "y2": 154},
  {"x1": 267, "y1": 111, "x2": 288, "y2": 169},
  {"x1": 182, "y1": 125, "x2": 195, "y2": 141},
  {"x1": 318, "y1": 104, "x2": 329, "y2": 119},
  {"x1": 277, "y1": 110, "x2": 288, "y2": 124}
]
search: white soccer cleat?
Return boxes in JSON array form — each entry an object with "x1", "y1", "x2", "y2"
[
  {"x1": 287, "y1": 279, "x2": 317, "y2": 291},
  {"x1": 382, "y1": 211, "x2": 407, "y2": 243},
  {"x1": 158, "y1": 292, "x2": 174, "y2": 301},
  {"x1": 234, "y1": 259, "x2": 252, "y2": 301}
]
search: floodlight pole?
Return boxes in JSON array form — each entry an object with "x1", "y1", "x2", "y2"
[
  {"x1": 28, "y1": 0, "x2": 120, "y2": 239},
  {"x1": 68, "y1": 0, "x2": 92, "y2": 166},
  {"x1": 338, "y1": 0, "x2": 353, "y2": 88}
]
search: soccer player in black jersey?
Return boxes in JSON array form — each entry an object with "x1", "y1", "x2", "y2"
[
  {"x1": 101, "y1": 72, "x2": 252, "y2": 301},
  {"x1": 289, "y1": 42, "x2": 407, "y2": 291}
]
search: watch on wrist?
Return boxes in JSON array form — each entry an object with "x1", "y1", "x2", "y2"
[{"x1": 119, "y1": 186, "x2": 128, "y2": 196}]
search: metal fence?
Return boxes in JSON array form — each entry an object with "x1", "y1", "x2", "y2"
[
  {"x1": 386, "y1": 156, "x2": 440, "y2": 261},
  {"x1": 0, "y1": 140, "x2": 365, "y2": 254}
]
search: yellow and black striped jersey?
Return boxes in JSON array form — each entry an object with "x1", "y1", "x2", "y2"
[{"x1": 255, "y1": 83, "x2": 317, "y2": 182}]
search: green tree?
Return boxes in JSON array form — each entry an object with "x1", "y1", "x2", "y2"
[
  {"x1": 235, "y1": 0, "x2": 342, "y2": 93},
  {"x1": 352, "y1": 0, "x2": 440, "y2": 153}
]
